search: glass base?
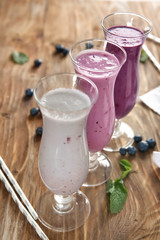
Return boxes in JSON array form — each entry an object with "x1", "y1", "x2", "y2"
[
  {"x1": 36, "y1": 190, "x2": 90, "y2": 232},
  {"x1": 83, "y1": 152, "x2": 112, "y2": 187},
  {"x1": 103, "y1": 121, "x2": 134, "y2": 152}
]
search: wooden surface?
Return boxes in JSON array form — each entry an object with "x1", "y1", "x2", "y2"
[{"x1": 0, "y1": 0, "x2": 160, "y2": 239}]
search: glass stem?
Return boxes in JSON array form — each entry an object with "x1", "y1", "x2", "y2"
[
  {"x1": 112, "y1": 119, "x2": 122, "y2": 138},
  {"x1": 89, "y1": 152, "x2": 99, "y2": 171},
  {"x1": 53, "y1": 194, "x2": 74, "y2": 214}
]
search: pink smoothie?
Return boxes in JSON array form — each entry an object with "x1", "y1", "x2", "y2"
[
  {"x1": 105, "y1": 26, "x2": 145, "y2": 119},
  {"x1": 75, "y1": 49, "x2": 120, "y2": 152}
]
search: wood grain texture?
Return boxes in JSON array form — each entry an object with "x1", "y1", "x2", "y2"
[{"x1": 0, "y1": 0, "x2": 160, "y2": 239}]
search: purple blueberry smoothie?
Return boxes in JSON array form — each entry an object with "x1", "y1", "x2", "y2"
[
  {"x1": 75, "y1": 49, "x2": 121, "y2": 152},
  {"x1": 105, "y1": 26, "x2": 146, "y2": 119}
]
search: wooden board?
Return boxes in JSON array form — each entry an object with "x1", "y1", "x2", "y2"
[{"x1": 0, "y1": 0, "x2": 160, "y2": 239}]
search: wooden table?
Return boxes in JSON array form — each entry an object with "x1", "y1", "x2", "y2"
[{"x1": 0, "y1": 0, "x2": 160, "y2": 239}]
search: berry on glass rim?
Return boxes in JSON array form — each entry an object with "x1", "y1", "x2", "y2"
[{"x1": 86, "y1": 42, "x2": 94, "y2": 49}]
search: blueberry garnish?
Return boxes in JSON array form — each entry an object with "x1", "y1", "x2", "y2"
[
  {"x1": 119, "y1": 147, "x2": 127, "y2": 156},
  {"x1": 36, "y1": 126, "x2": 43, "y2": 136},
  {"x1": 127, "y1": 146, "x2": 136, "y2": 156},
  {"x1": 146, "y1": 138, "x2": 156, "y2": 148},
  {"x1": 25, "y1": 88, "x2": 33, "y2": 97},
  {"x1": 86, "y1": 42, "x2": 94, "y2": 49},
  {"x1": 134, "y1": 135, "x2": 142, "y2": 143},
  {"x1": 138, "y1": 141, "x2": 149, "y2": 152},
  {"x1": 30, "y1": 107, "x2": 40, "y2": 116},
  {"x1": 34, "y1": 59, "x2": 42, "y2": 67}
]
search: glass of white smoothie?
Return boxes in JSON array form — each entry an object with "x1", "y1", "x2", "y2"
[{"x1": 34, "y1": 73, "x2": 98, "y2": 232}]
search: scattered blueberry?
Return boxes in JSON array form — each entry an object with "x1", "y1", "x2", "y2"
[
  {"x1": 25, "y1": 88, "x2": 33, "y2": 97},
  {"x1": 138, "y1": 141, "x2": 149, "y2": 152},
  {"x1": 34, "y1": 59, "x2": 42, "y2": 67},
  {"x1": 119, "y1": 147, "x2": 127, "y2": 156},
  {"x1": 146, "y1": 138, "x2": 156, "y2": 148},
  {"x1": 86, "y1": 42, "x2": 94, "y2": 49},
  {"x1": 55, "y1": 44, "x2": 64, "y2": 53},
  {"x1": 127, "y1": 146, "x2": 136, "y2": 156},
  {"x1": 134, "y1": 135, "x2": 142, "y2": 143},
  {"x1": 62, "y1": 47, "x2": 69, "y2": 56},
  {"x1": 55, "y1": 44, "x2": 69, "y2": 57},
  {"x1": 30, "y1": 107, "x2": 40, "y2": 116},
  {"x1": 36, "y1": 126, "x2": 43, "y2": 136},
  {"x1": 119, "y1": 134, "x2": 156, "y2": 157}
]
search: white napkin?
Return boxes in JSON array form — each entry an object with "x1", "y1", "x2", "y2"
[
  {"x1": 140, "y1": 86, "x2": 160, "y2": 115},
  {"x1": 153, "y1": 151, "x2": 160, "y2": 168}
]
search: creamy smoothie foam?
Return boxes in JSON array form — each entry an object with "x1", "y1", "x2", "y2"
[
  {"x1": 106, "y1": 26, "x2": 144, "y2": 119},
  {"x1": 38, "y1": 88, "x2": 91, "y2": 195},
  {"x1": 75, "y1": 49, "x2": 120, "y2": 152}
]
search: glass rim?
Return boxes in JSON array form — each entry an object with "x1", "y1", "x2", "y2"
[
  {"x1": 101, "y1": 12, "x2": 152, "y2": 38},
  {"x1": 69, "y1": 38, "x2": 127, "y2": 73},
  {"x1": 33, "y1": 72, "x2": 98, "y2": 113}
]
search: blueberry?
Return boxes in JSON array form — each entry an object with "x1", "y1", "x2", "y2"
[
  {"x1": 62, "y1": 47, "x2": 69, "y2": 56},
  {"x1": 25, "y1": 88, "x2": 33, "y2": 97},
  {"x1": 34, "y1": 59, "x2": 42, "y2": 67},
  {"x1": 119, "y1": 147, "x2": 127, "y2": 156},
  {"x1": 127, "y1": 146, "x2": 136, "y2": 156},
  {"x1": 30, "y1": 107, "x2": 40, "y2": 116},
  {"x1": 55, "y1": 44, "x2": 64, "y2": 53},
  {"x1": 138, "y1": 141, "x2": 149, "y2": 152},
  {"x1": 36, "y1": 127, "x2": 43, "y2": 136},
  {"x1": 86, "y1": 42, "x2": 94, "y2": 49},
  {"x1": 146, "y1": 138, "x2": 156, "y2": 148},
  {"x1": 134, "y1": 135, "x2": 142, "y2": 143}
]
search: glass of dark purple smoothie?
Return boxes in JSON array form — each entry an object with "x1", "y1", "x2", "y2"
[
  {"x1": 101, "y1": 12, "x2": 152, "y2": 152},
  {"x1": 70, "y1": 39, "x2": 126, "y2": 186}
]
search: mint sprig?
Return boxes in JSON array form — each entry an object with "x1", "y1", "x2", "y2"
[
  {"x1": 120, "y1": 159, "x2": 132, "y2": 179},
  {"x1": 12, "y1": 51, "x2": 29, "y2": 64},
  {"x1": 107, "y1": 179, "x2": 128, "y2": 214},
  {"x1": 140, "y1": 49, "x2": 148, "y2": 63},
  {"x1": 106, "y1": 159, "x2": 132, "y2": 214}
]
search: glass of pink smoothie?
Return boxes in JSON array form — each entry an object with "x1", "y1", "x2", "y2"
[
  {"x1": 70, "y1": 39, "x2": 126, "y2": 186},
  {"x1": 101, "y1": 12, "x2": 152, "y2": 151},
  {"x1": 34, "y1": 73, "x2": 98, "y2": 231}
]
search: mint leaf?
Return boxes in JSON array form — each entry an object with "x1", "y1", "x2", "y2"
[
  {"x1": 120, "y1": 159, "x2": 131, "y2": 170},
  {"x1": 121, "y1": 169, "x2": 131, "y2": 179},
  {"x1": 110, "y1": 179, "x2": 128, "y2": 214},
  {"x1": 12, "y1": 51, "x2": 29, "y2": 64},
  {"x1": 106, "y1": 159, "x2": 132, "y2": 214},
  {"x1": 140, "y1": 49, "x2": 148, "y2": 63},
  {"x1": 115, "y1": 178, "x2": 123, "y2": 185},
  {"x1": 106, "y1": 179, "x2": 114, "y2": 193},
  {"x1": 120, "y1": 159, "x2": 132, "y2": 179}
]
